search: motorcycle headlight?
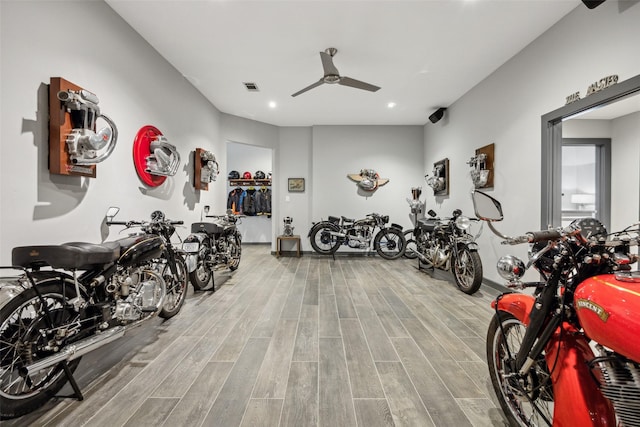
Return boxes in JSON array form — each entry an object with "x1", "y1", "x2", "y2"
[
  {"x1": 455, "y1": 216, "x2": 471, "y2": 230},
  {"x1": 497, "y1": 255, "x2": 526, "y2": 281}
]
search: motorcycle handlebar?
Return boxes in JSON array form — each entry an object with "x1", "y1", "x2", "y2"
[
  {"x1": 502, "y1": 229, "x2": 562, "y2": 245},
  {"x1": 527, "y1": 229, "x2": 562, "y2": 243}
]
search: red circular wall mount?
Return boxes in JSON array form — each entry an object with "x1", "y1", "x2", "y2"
[{"x1": 133, "y1": 125, "x2": 166, "y2": 187}]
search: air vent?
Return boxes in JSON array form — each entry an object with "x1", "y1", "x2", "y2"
[{"x1": 243, "y1": 82, "x2": 260, "y2": 92}]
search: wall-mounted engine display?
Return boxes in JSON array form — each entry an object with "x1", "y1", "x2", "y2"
[
  {"x1": 347, "y1": 168, "x2": 389, "y2": 192},
  {"x1": 194, "y1": 148, "x2": 219, "y2": 190},
  {"x1": 426, "y1": 158, "x2": 449, "y2": 196},
  {"x1": 49, "y1": 77, "x2": 118, "y2": 177},
  {"x1": 133, "y1": 125, "x2": 180, "y2": 187},
  {"x1": 467, "y1": 143, "x2": 494, "y2": 189}
]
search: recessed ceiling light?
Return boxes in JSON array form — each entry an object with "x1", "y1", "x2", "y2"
[
  {"x1": 268, "y1": 101, "x2": 277, "y2": 109},
  {"x1": 387, "y1": 102, "x2": 396, "y2": 109}
]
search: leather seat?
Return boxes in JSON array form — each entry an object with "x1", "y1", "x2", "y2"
[{"x1": 12, "y1": 242, "x2": 120, "y2": 270}]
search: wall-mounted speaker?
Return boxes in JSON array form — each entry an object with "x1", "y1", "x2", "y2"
[
  {"x1": 429, "y1": 107, "x2": 447, "y2": 124},
  {"x1": 582, "y1": 0, "x2": 606, "y2": 9}
]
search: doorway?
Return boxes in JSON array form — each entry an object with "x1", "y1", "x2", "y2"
[
  {"x1": 560, "y1": 139, "x2": 610, "y2": 228},
  {"x1": 541, "y1": 73, "x2": 640, "y2": 231}
]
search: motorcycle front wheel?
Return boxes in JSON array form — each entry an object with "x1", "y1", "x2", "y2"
[
  {"x1": 189, "y1": 241, "x2": 213, "y2": 291},
  {"x1": 403, "y1": 230, "x2": 418, "y2": 259},
  {"x1": 452, "y1": 246, "x2": 482, "y2": 294},
  {"x1": 487, "y1": 312, "x2": 554, "y2": 427},
  {"x1": 309, "y1": 224, "x2": 341, "y2": 255},
  {"x1": 374, "y1": 228, "x2": 406, "y2": 260},
  {"x1": 0, "y1": 279, "x2": 83, "y2": 418},
  {"x1": 228, "y1": 235, "x2": 242, "y2": 271},
  {"x1": 160, "y1": 256, "x2": 188, "y2": 319}
]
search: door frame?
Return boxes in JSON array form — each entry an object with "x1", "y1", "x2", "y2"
[{"x1": 541, "y1": 73, "x2": 640, "y2": 229}]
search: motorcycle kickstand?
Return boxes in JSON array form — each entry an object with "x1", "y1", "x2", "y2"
[{"x1": 60, "y1": 361, "x2": 84, "y2": 401}]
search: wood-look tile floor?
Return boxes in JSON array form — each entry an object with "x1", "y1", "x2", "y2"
[{"x1": 6, "y1": 245, "x2": 509, "y2": 427}]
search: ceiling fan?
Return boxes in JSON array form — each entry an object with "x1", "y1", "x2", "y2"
[{"x1": 291, "y1": 48, "x2": 381, "y2": 97}]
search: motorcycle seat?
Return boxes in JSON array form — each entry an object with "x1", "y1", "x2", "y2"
[
  {"x1": 12, "y1": 242, "x2": 120, "y2": 270},
  {"x1": 341, "y1": 216, "x2": 354, "y2": 223}
]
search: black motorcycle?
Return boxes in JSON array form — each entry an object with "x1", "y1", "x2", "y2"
[
  {"x1": 0, "y1": 209, "x2": 187, "y2": 418},
  {"x1": 183, "y1": 207, "x2": 242, "y2": 291},
  {"x1": 406, "y1": 208, "x2": 485, "y2": 294},
  {"x1": 308, "y1": 213, "x2": 406, "y2": 260}
]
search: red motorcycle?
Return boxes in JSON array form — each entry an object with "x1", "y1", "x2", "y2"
[{"x1": 472, "y1": 190, "x2": 640, "y2": 426}]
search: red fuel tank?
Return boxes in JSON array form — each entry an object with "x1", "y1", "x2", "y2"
[{"x1": 574, "y1": 273, "x2": 640, "y2": 361}]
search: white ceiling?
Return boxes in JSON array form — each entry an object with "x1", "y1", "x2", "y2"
[{"x1": 105, "y1": 0, "x2": 581, "y2": 127}]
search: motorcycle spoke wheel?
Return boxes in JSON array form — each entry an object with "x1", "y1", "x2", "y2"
[
  {"x1": 310, "y1": 225, "x2": 340, "y2": 255},
  {"x1": 452, "y1": 248, "x2": 483, "y2": 294},
  {"x1": 228, "y1": 239, "x2": 241, "y2": 271},
  {"x1": 374, "y1": 228, "x2": 405, "y2": 260},
  {"x1": 487, "y1": 313, "x2": 554, "y2": 427},
  {"x1": 0, "y1": 281, "x2": 82, "y2": 418},
  {"x1": 403, "y1": 230, "x2": 418, "y2": 259},
  {"x1": 160, "y1": 257, "x2": 188, "y2": 319}
]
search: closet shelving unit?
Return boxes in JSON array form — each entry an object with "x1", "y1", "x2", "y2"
[{"x1": 228, "y1": 179, "x2": 271, "y2": 187}]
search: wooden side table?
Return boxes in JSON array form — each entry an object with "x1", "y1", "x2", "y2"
[{"x1": 276, "y1": 235, "x2": 301, "y2": 257}]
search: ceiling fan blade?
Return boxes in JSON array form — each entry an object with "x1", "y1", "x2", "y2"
[
  {"x1": 338, "y1": 76, "x2": 381, "y2": 92},
  {"x1": 291, "y1": 79, "x2": 325, "y2": 97},
  {"x1": 320, "y1": 51, "x2": 340, "y2": 77}
]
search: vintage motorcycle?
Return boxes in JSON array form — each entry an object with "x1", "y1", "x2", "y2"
[
  {"x1": 405, "y1": 207, "x2": 485, "y2": 294},
  {"x1": 472, "y1": 190, "x2": 640, "y2": 427},
  {"x1": 0, "y1": 209, "x2": 187, "y2": 418},
  {"x1": 308, "y1": 213, "x2": 406, "y2": 259},
  {"x1": 183, "y1": 207, "x2": 242, "y2": 291}
]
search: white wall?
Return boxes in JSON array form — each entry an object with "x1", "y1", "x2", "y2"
[
  {"x1": 424, "y1": 0, "x2": 640, "y2": 283},
  {"x1": 278, "y1": 127, "x2": 313, "y2": 249},
  {"x1": 0, "y1": 1, "x2": 224, "y2": 264},
  {"x1": 312, "y1": 125, "x2": 424, "y2": 252}
]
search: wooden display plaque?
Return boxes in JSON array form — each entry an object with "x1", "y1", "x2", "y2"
[
  {"x1": 475, "y1": 143, "x2": 494, "y2": 189},
  {"x1": 49, "y1": 77, "x2": 96, "y2": 177},
  {"x1": 194, "y1": 148, "x2": 208, "y2": 191}
]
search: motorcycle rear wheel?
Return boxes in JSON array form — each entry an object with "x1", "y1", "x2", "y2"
[
  {"x1": 160, "y1": 256, "x2": 188, "y2": 319},
  {"x1": 403, "y1": 230, "x2": 418, "y2": 259},
  {"x1": 189, "y1": 241, "x2": 213, "y2": 291},
  {"x1": 0, "y1": 279, "x2": 83, "y2": 419},
  {"x1": 310, "y1": 224, "x2": 341, "y2": 255},
  {"x1": 452, "y1": 247, "x2": 482, "y2": 294},
  {"x1": 374, "y1": 228, "x2": 406, "y2": 260},
  {"x1": 487, "y1": 312, "x2": 554, "y2": 426}
]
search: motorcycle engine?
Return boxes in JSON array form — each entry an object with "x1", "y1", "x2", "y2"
[
  {"x1": 592, "y1": 346, "x2": 640, "y2": 427},
  {"x1": 347, "y1": 226, "x2": 371, "y2": 249},
  {"x1": 110, "y1": 267, "x2": 165, "y2": 322},
  {"x1": 418, "y1": 235, "x2": 449, "y2": 268}
]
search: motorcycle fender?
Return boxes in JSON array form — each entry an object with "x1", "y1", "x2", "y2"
[
  {"x1": 185, "y1": 254, "x2": 198, "y2": 273},
  {"x1": 308, "y1": 221, "x2": 329, "y2": 237},
  {"x1": 491, "y1": 292, "x2": 535, "y2": 325},
  {"x1": 184, "y1": 233, "x2": 205, "y2": 244},
  {"x1": 545, "y1": 326, "x2": 616, "y2": 427}
]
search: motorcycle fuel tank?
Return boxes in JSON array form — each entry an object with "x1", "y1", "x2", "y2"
[
  {"x1": 574, "y1": 273, "x2": 640, "y2": 361},
  {"x1": 116, "y1": 235, "x2": 164, "y2": 268}
]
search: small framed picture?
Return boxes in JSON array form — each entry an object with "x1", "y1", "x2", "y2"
[{"x1": 288, "y1": 178, "x2": 305, "y2": 192}]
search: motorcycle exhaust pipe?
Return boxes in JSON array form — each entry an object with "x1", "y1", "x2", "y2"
[
  {"x1": 411, "y1": 249, "x2": 433, "y2": 267},
  {"x1": 20, "y1": 325, "x2": 127, "y2": 376}
]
